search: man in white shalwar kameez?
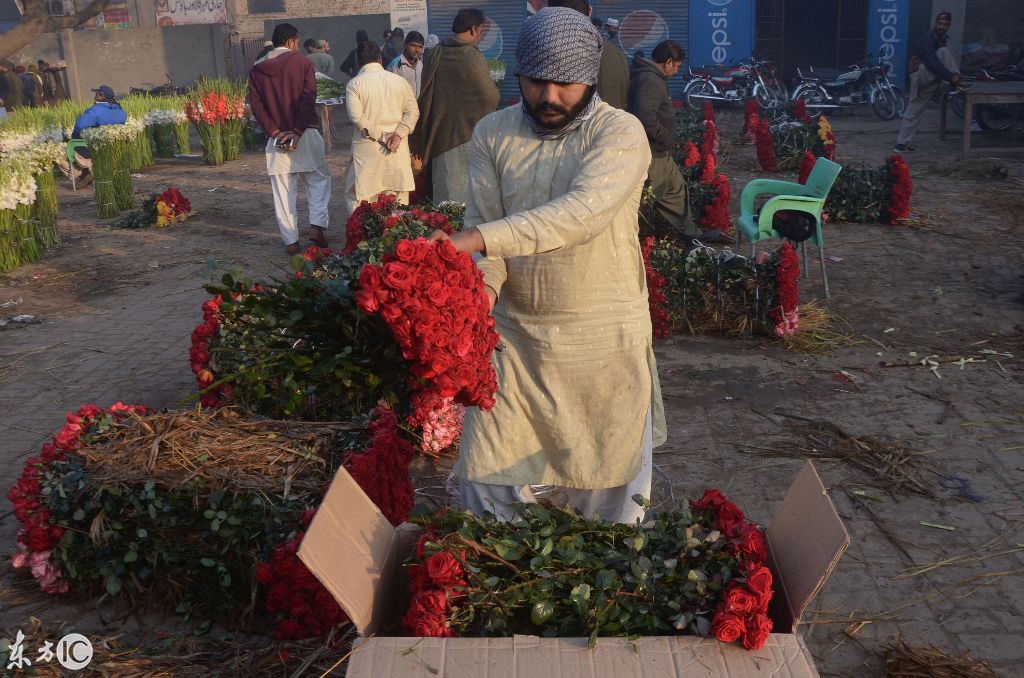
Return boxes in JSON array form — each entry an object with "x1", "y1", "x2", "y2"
[
  {"x1": 343, "y1": 41, "x2": 420, "y2": 217},
  {"x1": 431, "y1": 7, "x2": 666, "y2": 525}
]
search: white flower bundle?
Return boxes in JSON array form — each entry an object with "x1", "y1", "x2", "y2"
[
  {"x1": 0, "y1": 156, "x2": 38, "y2": 211},
  {"x1": 144, "y1": 109, "x2": 187, "y2": 126}
]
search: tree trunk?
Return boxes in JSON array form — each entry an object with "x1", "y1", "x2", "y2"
[{"x1": 0, "y1": 0, "x2": 113, "y2": 60}]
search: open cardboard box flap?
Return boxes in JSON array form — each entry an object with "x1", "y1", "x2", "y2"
[{"x1": 298, "y1": 461, "x2": 849, "y2": 676}]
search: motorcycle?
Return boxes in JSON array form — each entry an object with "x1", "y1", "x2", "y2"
[
  {"x1": 683, "y1": 57, "x2": 783, "y2": 111},
  {"x1": 951, "y1": 62, "x2": 1024, "y2": 132},
  {"x1": 790, "y1": 56, "x2": 904, "y2": 120},
  {"x1": 129, "y1": 73, "x2": 188, "y2": 97}
]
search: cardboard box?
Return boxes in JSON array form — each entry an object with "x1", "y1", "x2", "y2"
[{"x1": 299, "y1": 462, "x2": 849, "y2": 677}]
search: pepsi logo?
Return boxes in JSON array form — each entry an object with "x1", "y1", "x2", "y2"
[
  {"x1": 479, "y1": 18, "x2": 504, "y2": 58},
  {"x1": 618, "y1": 10, "x2": 670, "y2": 54}
]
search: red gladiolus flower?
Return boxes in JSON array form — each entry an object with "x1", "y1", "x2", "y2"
[{"x1": 798, "y1": 152, "x2": 817, "y2": 185}]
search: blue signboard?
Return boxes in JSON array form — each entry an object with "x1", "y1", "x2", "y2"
[
  {"x1": 868, "y1": 0, "x2": 911, "y2": 88},
  {"x1": 688, "y1": 0, "x2": 755, "y2": 68}
]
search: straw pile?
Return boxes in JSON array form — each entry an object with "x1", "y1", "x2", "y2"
[
  {"x1": 81, "y1": 407, "x2": 360, "y2": 495},
  {"x1": 882, "y1": 638, "x2": 1001, "y2": 678}
]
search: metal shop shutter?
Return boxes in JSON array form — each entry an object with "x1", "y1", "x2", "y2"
[
  {"x1": 591, "y1": 0, "x2": 690, "y2": 99},
  {"x1": 427, "y1": 0, "x2": 525, "y2": 103}
]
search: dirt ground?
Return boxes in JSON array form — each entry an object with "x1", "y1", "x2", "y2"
[{"x1": 1, "y1": 101, "x2": 1022, "y2": 677}]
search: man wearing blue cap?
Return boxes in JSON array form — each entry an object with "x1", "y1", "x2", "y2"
[
  {"x1": 59, "y1": 85, "x2": 127, "y2": 186},
  {"x1": 430, "y1": 7, "x2": 666, "y2": 525}
]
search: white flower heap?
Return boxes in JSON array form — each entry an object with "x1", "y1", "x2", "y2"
[
  {"x1": 144, "y1": 109, "x2": 187, "y2": 126},
  {"x1": 81, "y1": 121, "x2": 141, "y2": 147},
  {"x1": 0, "y1": 155, "x2": 37, "y2": 212}
]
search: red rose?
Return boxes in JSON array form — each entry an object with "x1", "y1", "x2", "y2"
[
  {"x1": 716, "y1": 500, "x2": 746, "y2": 536},
  {"x1": 394, "y1": 240, "x2": 420, "y2": 263},
  {"x1": 380, "y1": 303, "x2": 403, "y2": 323},
  {"x1": 723, "y1": 583, "x2": 758, "y2": 615},
  {"x1": 425, "y1": 551, "x2": 464, "y2": 589},
  {"x1": 383, "y1": 261, "x2": 414, "y2": 291},
  {"x1": 410, "y1": 588, "x2": 449, "y2": 617},
  {"x1": 744, "y1": 564, "x2": 773, "y2": 611},
  {"x1": 711, "y1": 611, "x2": 745, "y2": 643},
  {"x1": 355, "y1": 289, "x2": 380, "y2": 314},
  {"x1": 743, "y1": 613, "x2": 773, "y2": 650},
  {"x1": 737, "y1": 524, "x2": 767, "y2": 563},
  {"x1": 690, "y1": 489, "x2": 727, "y2": 511},
  {"x1": 425, "y1": 281, "x2": 450, "y2": 306},
  {"x1": 26, "y1": 526, "x2": 53, "y2": 551},
  {"x1": 430, "y1": 354, "x2": 453, "y2": 377},
  {"x1": 255, "y1": 562, "x2": 273, "y2": 584}
]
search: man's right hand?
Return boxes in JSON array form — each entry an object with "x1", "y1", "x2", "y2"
[{"x1": 951, "y1": 74, "x2": 962, "y2": 87}]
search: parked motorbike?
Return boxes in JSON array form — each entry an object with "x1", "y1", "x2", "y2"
[
  {"x1": 129, "y1": 73, "x2": 188, "y2": 97},
  {"x1": 790, "y1": 56, "x2": 904, "y2": 120},
  {"x1": 952, "y1": 61, "x2": 1023, "y2": 132},
  {"x1": 683, "y1": 57, "x2": 783, "y2": 111}
]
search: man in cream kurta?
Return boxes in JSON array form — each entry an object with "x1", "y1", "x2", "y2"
[
  {"x1": 432, "y1": 7, "x2": 666, "y2": 525},
  {"x1": 343, "y1": 41, "x2": 419, "y2": 216}
]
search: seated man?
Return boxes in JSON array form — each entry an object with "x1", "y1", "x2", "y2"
[{"x1": 60, "y1": 85, "x2": 127, "y2": 186}]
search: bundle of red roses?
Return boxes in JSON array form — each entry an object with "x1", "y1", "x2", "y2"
[
  {"x1": 402, "y1": 488, "x2": 774, "y2": 650},
  {"x1": 884, "y1": 153, "x2": 912, "y2": 224},
  {"x1": 793, "y1": 98, "x2": 813, "y2": 125},
  {"x1": 742, "y1": 99, "x2": 760, "y2": 138},
  {"x1": 769, "y1": 242, "x2": 800, "y2": 337},
  {"x1": 343, "y1": 194, "x2": 454, "y2": 255},
  {"x1": 690, "y1": 489, "x2": 774, "y2": 650},
  {"x1": 7, "y1": 403, "x2": 149, "y2": 595},
  {"x1": 641, "y1": 236, "x2": 672, "y2": 339},
  {"x1": 355, "y1": 238, "x2": 500, "y2": 429},
  {"x1": 797, "y1": 151, "x2": 817, "y2": 185}
]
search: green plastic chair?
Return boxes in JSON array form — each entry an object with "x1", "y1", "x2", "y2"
[
  {"x1": 735, "y1": 157, "x2": 842, "y2": 299},
  {"x1": 66, "y1": 139, "x2": 89, "y2": 191}
]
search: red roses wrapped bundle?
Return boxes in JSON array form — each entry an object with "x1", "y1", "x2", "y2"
[
  {"x1": 690, "y1": 489, "x2": 774, "y2": 650},
  {"x1": 355, "y1": 237, "x2": 500, "y2": 428}
]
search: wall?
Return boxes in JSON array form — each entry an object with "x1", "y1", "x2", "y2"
[
  {"x1": 9, "y1": 23, "x2": 228, "y2": 98},
  {"x1": 962, "y1": 0, "x2": 1024, "y2": 50},
  {"x1": 229, "y1": 0, "x2": 388, "y2": 36}
]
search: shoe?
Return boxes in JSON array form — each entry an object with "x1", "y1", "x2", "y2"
[
  {"x1": 893, "y1": 144, "x2": 905, "y2": 153},
  {"x1": 697, "y1": 229, "x2": 732, "y2": 244},
  {"x1": 309, "y1": 225, "x2": 328, "y2": 248},
  {"x1": 77, "y1": 168, "x2": 94, "y2": 187},
  {"x1": 285, "y1": 242, "x2": 301, "y2": 256}
]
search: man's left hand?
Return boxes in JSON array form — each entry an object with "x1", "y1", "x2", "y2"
[
  {"x1": 385, "y1": 132, "x2": 402, "y2": 153},
  {"x1": 429, "y1": 227, "x2": 485, "y2": 255}
]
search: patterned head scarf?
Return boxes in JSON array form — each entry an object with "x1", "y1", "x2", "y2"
[
  {"x1": 936, "y1": 10, "x2": 952, "y2": 22},
  {"x1": 515, "y1": 7, "x2": 603, "y2": 86}
]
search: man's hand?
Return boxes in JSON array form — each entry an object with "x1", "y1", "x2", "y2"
[
  {"x1": 275, "y1": 130, "x2": 299, "y2": 150},
  {"x1": 951, "y1": 73, "x2": 962, "y2": 87},
  {"x1": 429, "y1": 227, "x2": 485, "y2": 255},
  {"x1": 384, "y1": 132, "x2": 403, "y2": 153}
]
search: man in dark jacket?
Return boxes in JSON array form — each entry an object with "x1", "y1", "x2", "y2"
[
  {"x1": 549, "y1": 0, "x2": 629, "y2": 109},
  {"x1": 249, "y1": 23, "x2": 332, "y2": 255},
  {"x1": 0, "y1": 62, "x2": 23, "y2": 111},
  {"x1": 341, "y1": 30, "x2": 370, "y2": 77},
  {"x1": 628, "y1": 40, "x2": 713, "y2": 242},
  {"x1": 894, "y1": 10, "x2": 961, "y2": 152}
]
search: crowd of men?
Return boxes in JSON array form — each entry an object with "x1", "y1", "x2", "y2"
[{"x1": 0, "y1": 60, "x2": 68, "y2": 112}]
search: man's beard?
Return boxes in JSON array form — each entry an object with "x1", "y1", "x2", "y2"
[{"x1": 522, "y1": 87, "x2": 593, "y2": 130}]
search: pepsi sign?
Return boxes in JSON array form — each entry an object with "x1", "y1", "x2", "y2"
[{"x1": 688, "y1": 0, "x2": 755, "y2": 67}]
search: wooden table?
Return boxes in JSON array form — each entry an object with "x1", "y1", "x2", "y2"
[
  {"x1": 939, "y1": 81, "x2": 1024, "y2": 156},
  {"x1": 315, "y1": 101, "x2": 346, "y2": 153}
]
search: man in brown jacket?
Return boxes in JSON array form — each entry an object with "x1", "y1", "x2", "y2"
[
  {"x1": 410, "y1": 8, "x2": 499, "y2": 204},
  {"x1": 249, "y1": 23, "x2": 332, "y2": 255}
]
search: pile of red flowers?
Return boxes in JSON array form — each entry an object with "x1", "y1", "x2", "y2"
[
  {"x1": 255, "y1": 405, "x2": 415, "y2": 639},
  {"x1": 680, "y1": 140, "x2": 701, "y2": 168},
  {"x1": 884, "y1": 153, "x2": 912, "y2": 224},
  {"x1": 793, "y1": 98, "x2": 813, "y2": 124},
  {"x1": 189, "y1": 294, "x2": 228, "y2": 407},
  {"x1": 695, "y1": 104, "x2": 732, "y2": 234},
  {"x1": 690, "y1": 490, "x2": 774, "y2": 650},
  {"x1": 641, "y1": 236, "x2": 672, "y2": 339},
  {"x1": 742, "y1": 99, "x2": 760, "y2": 138},
  {"x1": 355, "y1": 238, "x2": 500, "y2": 429},
  {"x1": 256, "y1": 508, "x2": 347, "y2": 640},
  {"x1": 342, "y1": 194, "x2": 453, "y2": 255},
  {"x1": 155, "y1": 186, "x2": 192, "y2": 227},
  {"x1": 8, "y1": 403, "x2": 149, "y2": 595},
  {"x1": 769, "y1": 242, "x2": 800, "y2": 337},
  {"x1": 753, "y1": 115, "x2": 778, "y2": 172}
]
